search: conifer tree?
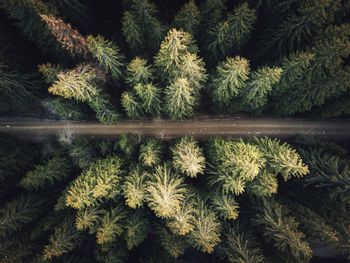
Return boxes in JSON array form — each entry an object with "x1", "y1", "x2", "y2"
[
  {"x1": 40, "y1": 14, "x2": 88, "y2": 56},
  {"x1": 239, "y1": 67, "x2": 282, "y2": 111},
  {"x1": 189, "y1": 200, "x2": 221, "y2": 253},
  {"x1": 210, "y1": 192, "x2": 239, "y2": 221},
  {"x1": 44, "y1": 97, "x2": 87, "y2": 121},
  {"x1": 200, "y1": 0, "x2": 227, "y2": 38},
  {"x1": 124, "y1": 209, "x2": 150, "y2": 249},
  {"x1": 301, "y1": 149, "x2": 350, "y2": 204},
  {"x1": 121, "y1": 91, "x2": 143, "y2": 118},
  {"x1": 254, "y1": 199, "x2": 312, "y2": 263},
  {"x1": 207, "y1": 3, "x2": 256, "y2": 62},
  {"x1": 122, "y1": 11, "x2": 143, "y2": 54},
  {"x1": 139, "y1": 139, "x2": 163, "y2": 167},
  {"x1": 0, "y1": 194, "x2": 44, "y2": 238},
  {"x1": 208, "y1": 139, "x2": 265, "y2": 195},
  {"x1": 75, "y1": 206, "x2": 103, "y2": 232},
  {"x1": 246, "y1": 170, "x2": 278, "y2": 197},
  {"x1": 65, "y1": 155, "x2": 123, "y2": 209},
  {"x1": 221, "y1": 223, "x2": 266, "y2": 263},
  {"x1": 319, "y1": 95, "x2": 350, "y2": 118},
  {"x1": 157, "y1": 226, "x2": 188, "y2": 258},
  {"x1": 134, "y1": 83, "x2": 162, "y2": 116},
  {"x1": 123, "y1": 166, "x2": 149, "y2": 209},
  {"x1": 42, "y1": 214, "x2": 82, "y2": 260},
  {"x1": 172, "y1": 136, "x2": 205, "y2": 178},
  {"x1": 20, "y1": 155, "x2": 70, "y2": 190},
  {"x1": 166, "y1": 194, "x2": 196, "y2": 236},
  {"x1": 38, "y1": 63, "x2": 63, "y2": 84},
  {"x1": 86, "y1": 35, "x2": 124, "y2": 80},
  {"x1": 125, "y1": 57, "x2": 154, "y2": 86},
  {"x1": 173, "y1": 0, "x2": 200, "y2": 37},
  {"x1": 95, "y1": 206, "x2": 126, "y2": 245},
  {"x1": 253, "y1": 137, "x2": 309, "y2": 181},
  {"x1": 89, "y1": 94, "x2": 120, "y2": 124},
  {"x1": 164, "y1": 77, "x2": 196, "y2": 119},
  {"x1": 146, "y1": 163, "x2": 187, "y2": 218},
  {"x1": 211, "y1": 56, "x2": 250, "y2": 110}
]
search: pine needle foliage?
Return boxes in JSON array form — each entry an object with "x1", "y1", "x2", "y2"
[
  {"x1": 146, "y1": 163, "x2": 187, "y2": 218},
  {"x1": 156, "y1": 226, "x2": 188, "y2": 258},
  {"x1": 254, "y1": 199, "x2": 312, "y2": 263},
  {"x1": 86, "y1": 35, "x2": 125, "y2": 80},
  {"x1": 172, "y1": 136, "x2": 205, "y2": 178},
  {"x1": 124, "y1": 209, "x2": 150, "y2": 249},
  {"x1": 123, "y1": 166, "x2": 149, "y2": 209},
  {"x1": 134, "y1": 83, "x2": 162, "y2": 116},
  {"x1": 65, "y1": 155, "x2": 123, "y2": 209},
  {"x1": 139, "y1": 139, "x2": 163, "y2": 168},
  {"x1": 173, "y1": 0, "x2": 200, "y2": 37},
  {"x1": 121, "y1": 91, "x2": 143, "y2": 118},
  {"x1": 126, "y1": 57, "x2": 154, "y2": 86},
  {"x1": 246, "y1": 171, "x2": 278, "y2": 197},
  {"x1": 253, "y1": 137, "x2": 309, "y2": 181},
  {"x1": 20, "y1": 155, "x2": 70, "y2": 190},
  {"x1": 210, "y1": 192, "x2": 239, "y2": 221},
  {"x1": 75, "y1": 206, "x2": 103, "y2": 232}
]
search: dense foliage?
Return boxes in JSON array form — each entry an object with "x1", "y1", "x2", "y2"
[
  {"x1": 1, "y1": 0, "x2": 349, "y2": 120},
  {"x1": 1, "y1": 134, "x2": 350, "y2": 262}
]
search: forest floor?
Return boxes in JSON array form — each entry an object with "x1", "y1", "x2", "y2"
[{"x1": 1, "y1": 117, "x2": 350, "y2": 140}]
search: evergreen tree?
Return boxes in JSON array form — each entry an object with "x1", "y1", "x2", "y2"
[
  {"x1": 86, "y1": 35, "x2": 125, "y2": 80},
  {"x1": 40, "y1": 14, "x2": 88, "y2": 56},
  {"x1": 210, "y1": 191, "x2": 239, "y2": 221},
  {"x1": 124, "y1": 209, "x2": 150, "y2": 249},
  {"x1": 239, "y1": 67, "x2": 282, "y2": 111},
  {"x1": 146, "y1": 163, "x2": 187, "y2": 218},
  {"x1": 246, "y1": 170, "x2": 278, "y2": 197},
  {"x1": 139, "y1": 139, "x2": 163, "y2": 167},
  {"x1": 38, "y1": 63, "x2": 63, "y2": 84},
  {"x1": 164, "y1": 77, "x2": 196, "y2": 119},
  {"x1": 20, "y1": 155, "x2": 70, "y2": 190},
  {"x1": 123, "y1": 166, "x2": 149, "y2": 209},
  {"x1": 208, "y1": 138, "x2": 265, "y2": 195},
  {"x1": 44, "y1": 97, "x2": 87, "y2": 121},
  {"x1": 121, "y1": 91, "x2": 143, "y2": 118},
  {"x1": 121, "y1": 11, "x2": 143, "y2": 54},
  {"x1": 207, "y1": 3, "x2": 256, "y2": 62},
  {"x1": 254, "y1": 199, "x2": 312, "y2": 263},
  {"x1": 211, "y1": 56, "x2": 250, "y2": 110},
  {"x1": 125, "y1": 57, "x2": 154, "y2": 86},
  {"x1": 42, "y1": 214, "x2": 82, "y2": 260},
  {"x1": 0, "y1": 194, "x2": 44, "y2": 237},
  {"x1": 134, "y1": 83, "x2": 162, "y2": 116},
  {"x1": 173, "y1": 0, "x2": 200, "y2": 37},
  {"x1": 65, "y1": 155, "x2": 123, "y2": 209},
  {"x1": 221, "y1": 223, "x2": 266, "y2": 263},
  {"x1": 157, "y1": 226, "x2": 188, "y2": 258},
  {"x1": 319, "y1": 95, "x2": 350, "y2": 118},
  {"x1": 253, "y1": 137, "x2": 309, "y2": 181},
  {"x1": 95, "y1": 206, "x2": 126, "y2": 245},
  {"x1": 75, "y1": 206, "x2": 103, "y2": 232},
  {"x1": 199, "y1": 0, "x2": 227, "y2": 39},
  {"x1": 189, "y1": 200, "x2": 221, "y2": 253},
  {"x1": 172, "y1": 136, "x2": 205, "y2": 178}
]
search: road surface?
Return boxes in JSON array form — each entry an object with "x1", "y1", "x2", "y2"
[{"x1": 1, "y1": 117, "x2": 350, "y2": 140}]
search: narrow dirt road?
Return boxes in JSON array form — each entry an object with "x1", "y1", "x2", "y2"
[{"x1": 1, "y1": 117, "x2": 350, "y2": 140}]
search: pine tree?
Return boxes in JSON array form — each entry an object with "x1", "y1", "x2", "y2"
[
  {"x1": 257, "y1": 0, "x2": 340, "y2": 58},
  {"x1": 154, "y1": 28, "x2": 197, "y2": 81},
  {"x1": 65, "y1": 155, "x2": 123, "y2": 209},
  {"x1": 156, "y1": 226, "x2": 188, "y2": 258},
  {"x1": 20, "y1": 155, "x2": 70, "y2": 190},
  {"x1": 254, "y1": 199, "x2": 312, "y2": 263},
  {"x1": 253, "y1": 137, "x2": 309, "y2": 181},
  {"x1": 40, "y1": 14, "x2": 88, "y2": 56},
  {"x1": 123, "y1": 166, "x2": 149, "y2": 209},
  {"x1": 221, "y1": 223, "x2": 266, "y2": 263},
  {"x1": 45, "y1": 97, "x2": 87, "y2": 121},
  {"x1": 124, "y1": 209, "x2": 150, "y2": 249},
  {"x1": 75, "y1": 206, "x2": 103, "y2": 232},
  {"x1": 0, "y1": 194, "x2": 44, "y2": 237},
  {"x1": 189, "y1": 200, "x2": 221, "y2": 253},
  {"x1": 211, "y1": 56, "x2": 250, "y2": 110},
  {"x1": 301, "y1": 149, "x2": 350, "y2": 204},
  {"x1": 125, "y1": 57, "x2": 154, "y2": 86},
  {"x1": 207, "y1": 3, "x2": 256, "y2": 62},
  {"x1": 121, "y1": 11, "x2": 143, "y2": 54},
  {"x1": 200, "y1": 0, "x2": 227, "y2": 37},
  {"x1": 134, "y1": 83, "x2": 162, "y2": 116},
  {"x1": 38, "y1": 63, "x2": 62, "y2": 84},
  {"x1": 48, "y1": 64, "x2": 100, "y2": 102},
  {"x1": 164, "y1": 77, "x2": 196, "y2": 119},
  {"x1": 172, "y1": 136, "x2": 205, "y2": 178},
  {"x1": 139, "y1": 139, "x2": 163, "y2": 167},
  {"x1": 89, "y1": 94, "x2": 120, "y2": 124},
  {"x1": 208, "y1": 139, "x2": 265, "y2": 195},
  {"x1": 95, "y1": 206, "x2": 126, "y2": 245},
  {"x1": 239, "y1": 67, "x2": 282, "y2": 111},
  {"x1": 86, "y1": 35, "x2": 125, "y2": 80},
  {"x1": 121, "y1": 91, "x2": 143, "y2": 118},
  {"x1": 42, "y1": 214, "x2": 82, "y2": 260},
  {"x1": 146, "y1": 163, "x2": 187, "y2": 218},
  {"x1": 210, "y1": 191, "x2": 239, "y2": 221},
  {"x1": 246, "y1": 170, "x2": 278, "y2": 197},
  {"x1": 173, "y1": 0, "x2": 200, "y2": 37}
]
